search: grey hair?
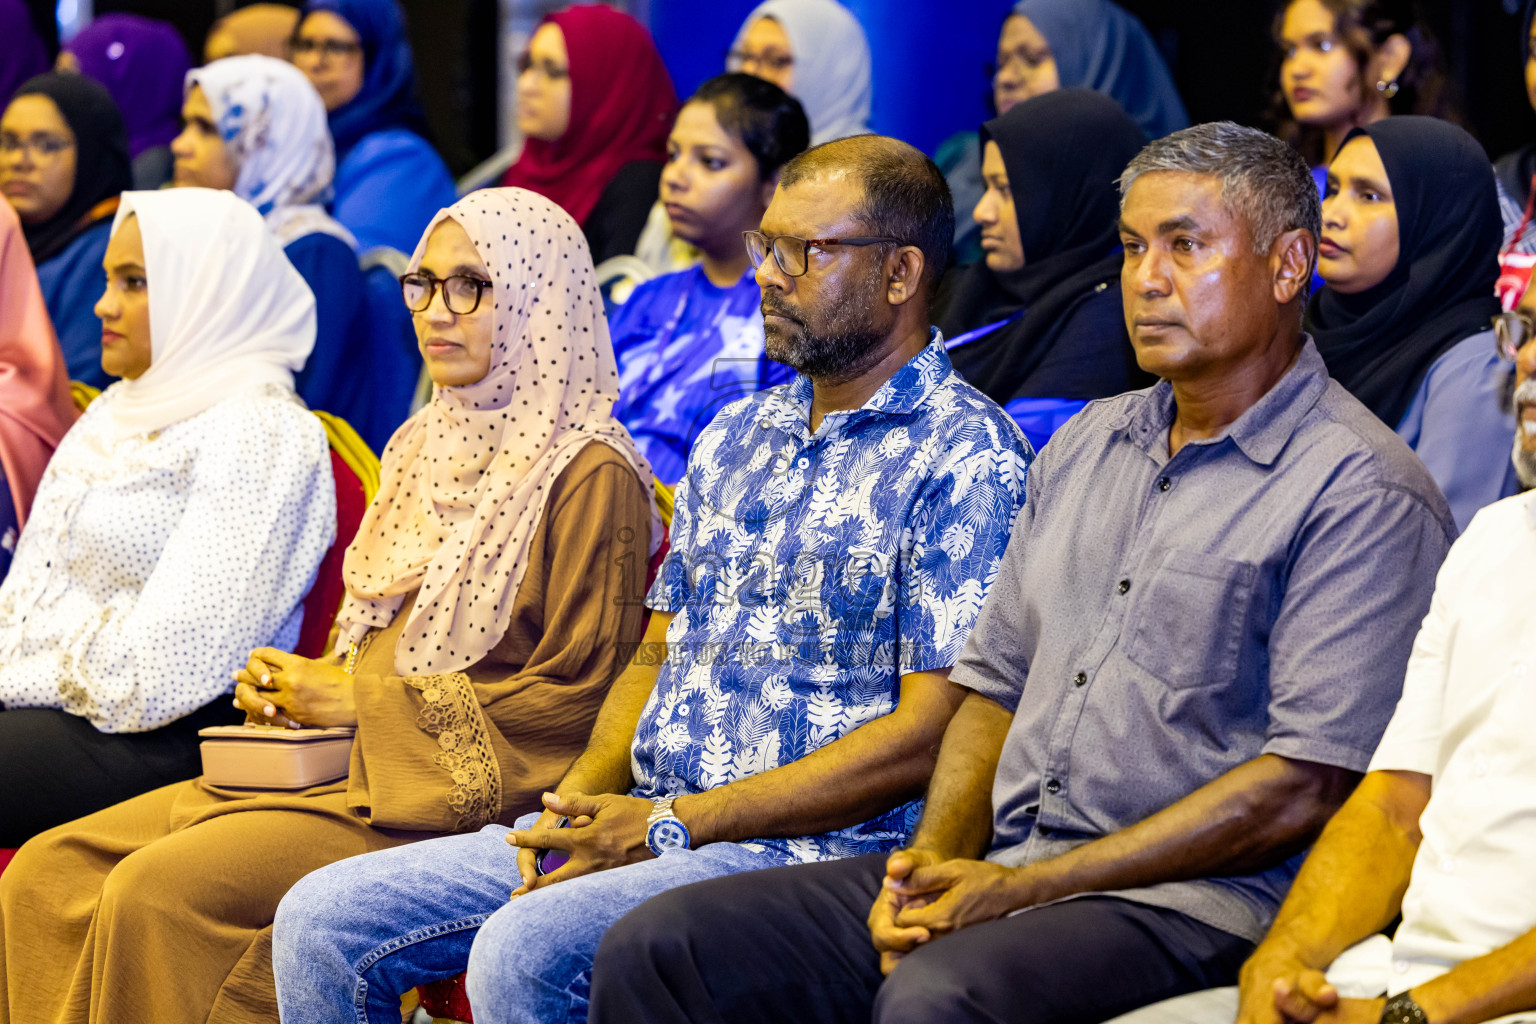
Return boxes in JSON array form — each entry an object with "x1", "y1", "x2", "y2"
[{"x1": 1118, "y1": 122, "x2": 1320, "y2": 298}]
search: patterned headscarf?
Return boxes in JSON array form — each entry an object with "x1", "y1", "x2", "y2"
[
  {"x1": 336, "y1": 188, "x2": 659, "y2": 675},
  {"x1": 183, "y1": 55, "x2": 353, "y2": 247}
]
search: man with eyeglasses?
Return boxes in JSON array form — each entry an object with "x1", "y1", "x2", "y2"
[
  {"x1": 586, "y1": 122, "x2": 1456, "y2": 1024},
  {"x1": 268, "y1": 135, "x2": 1033, "y2": 1024}
]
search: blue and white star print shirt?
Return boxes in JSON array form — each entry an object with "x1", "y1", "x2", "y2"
[{"x1": 632, "y1": 334, "x2": 1034, "y2": 863}]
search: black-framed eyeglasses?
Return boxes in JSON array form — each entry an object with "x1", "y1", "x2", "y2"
[
  {"x1": 725, "y1": 48, "x2": 794, "y2": 74},
  {"x1": 742, "y1": 230, "x2": 904, "y2": 278},
  {"x1": 1495, "y1": 309, "x2": 1534, "y2": 362},
  {"x1": 515, "y1": 52, "x2": 569, "y2": 80},
  {"x1": 288, "y1": 37, "x2": 363, "y2": 59},
  {"x1": 399, "y1": 272, "x2": 494, "y2": 315}
]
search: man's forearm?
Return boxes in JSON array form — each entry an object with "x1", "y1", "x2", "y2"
[
  {"x1": 1255, "y1": 769, "x2": 1428, "y2": 969},
  {"x1": 1415, "y1": 925, "x2": 1536, "y2": 1024},
  {"x1": 1017, "y1": 754, "x2": 1364, "y2": 909},
  {"x1": 674, "y1": 669, "x2": 966, "y2": 845},
  {"x1": 906, "y1": 690, "x2": 1012, "y2": 860},
  {"x1": 558, "y1": 612, "x2": 672, "y2": 796}
]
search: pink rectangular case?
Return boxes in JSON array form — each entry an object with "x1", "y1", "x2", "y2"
[{"x1": 198, "y1": 725, "x2": 356, "y2": 790}]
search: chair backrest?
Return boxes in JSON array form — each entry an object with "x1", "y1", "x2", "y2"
[{"x1": 295, "y1": 412, "x2": 380, "y2": 659}]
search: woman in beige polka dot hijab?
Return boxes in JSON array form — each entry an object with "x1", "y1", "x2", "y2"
[
  {"x1": 336, "y1": 187, "x2": 660, "y2": 676},
  {"x1": 0, "y1": 190, "x2": 659, "y2": 1024}
]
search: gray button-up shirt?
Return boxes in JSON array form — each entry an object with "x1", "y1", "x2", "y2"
[{"x1": 953, "y1": 340, "x2": 1457, "y2": 942}]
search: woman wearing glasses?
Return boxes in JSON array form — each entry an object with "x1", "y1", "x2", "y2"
[
  {"x1": 289, "y1": 0, "x2": 455, "y2": 254},
  {"x1": 634, "y1": 0, "x2": 869, "y2": 276},
  {"x1": 936, "y1": 0, "x2": 1186, "y2": 266},
  {"x1": 499, "y1": 4, "x2": 676, "y2": 265},
  {"x1": 1310, "y1": 117, "x2": 1514, "y2": 531},
  {"x1": 0, "y1": 187, "x2": 656, "y2": 1024},
  {"x1": 0, "y1": 73, "x2": 131, "y2": 388}
]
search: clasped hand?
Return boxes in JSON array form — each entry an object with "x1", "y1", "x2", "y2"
[
  {"x1": 866, "y1": 849, "x2": 1026, "y2": 975},
  {"x1": 507, "y1": 791, "x2": 656, "y2": 897},
  {"x1": 1236, "y1": 945, "x2": 1386, "y2": 1024},
  {"x1": 231, "y1": 647, "x2": 357, "y2": 729}
]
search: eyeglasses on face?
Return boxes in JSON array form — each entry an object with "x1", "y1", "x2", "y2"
[
  {"x1": 1495, "y1": 309, "x2": 1535, "y2": 363},
  {"x1": 726, "y1": 49, "x2": 794, "y2": 74},
  {"x1": 288, "y1": 37, "x2": 363, "y2": 60},
  {"x1": 0, "y1": 132, "x2": 74, "y2": 158},
  {"x1": 742, "y1": 230, "x2": 905, "y2": 278},
  {"x1": 516, "y1": 52, "x2": 569, "y2": 80},
  {"x1": 400, "y1": 272, "x2": 494, "y2": 315}
]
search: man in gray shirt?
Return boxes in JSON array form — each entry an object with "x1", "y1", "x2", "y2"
[{"x1": 586, "y1": 122, "x2": 1457, "y2": 1024}]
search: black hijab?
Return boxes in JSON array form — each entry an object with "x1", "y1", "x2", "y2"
[
  {"x1": 1308, "y1": 117, "x2": 1502, "y2": 429},
  {"x1": 937, "y1": 89, "x2": 1148, "y2": 404},
  {"x1": 9, "y1": 72, "x2": 131, "y2": 263}
]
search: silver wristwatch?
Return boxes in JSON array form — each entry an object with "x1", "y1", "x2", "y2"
[{"x1": 644, "y1": 796, "x2": 692, "y2": 856}]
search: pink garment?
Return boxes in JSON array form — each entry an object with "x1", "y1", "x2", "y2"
[
  {"x1": 0, "y1": 200, "x2": 78, "y2": 526},
  {"x1": 336, "y1": 187, "x2": 658, "y2": 675}
]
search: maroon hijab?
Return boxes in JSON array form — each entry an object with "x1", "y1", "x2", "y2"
[{"x1": 500, "y1": 5, "x2": 676, "y2": 227}]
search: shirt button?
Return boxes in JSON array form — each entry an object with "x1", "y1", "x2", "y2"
[
  {"x1": 797, "y1": 457, "x2": 809, "y2": 469},
  {"x1": 1045, "y1": 778, "x2": 1062, "y2": 794},
  {"x1": 1073, "y1": 672, "x2": 1087, "y2": 687},
  {"x1": 1475, "y1": 758, "x2": 1490, "y2": 776},
  {"x1": 1516, "y1": 663, "x2": 1529, "y2": 678},
  {"x1": 1393, "y1": 959, "x2": 1409, "y2": 974},
  {"x1": 1157, "y1": 477, "x2": 1171, "y2": 492},
  {"x1": 1439, "y1": 856, "x2": 1456, "y2": 874},
  {"x1": 1117, "y1": 579, "x2": 1131, "y2": 595}
]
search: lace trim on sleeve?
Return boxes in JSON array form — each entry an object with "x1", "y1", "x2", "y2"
[{"x1": 403, "y1": 671, "x2": 503, "y2": 831}]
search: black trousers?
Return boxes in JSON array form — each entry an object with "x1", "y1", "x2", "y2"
[
  {"x1": 0, "y1": 700, "x2": 241, "y2": 846},
  {"x1": 589, "y1": 851, "x2": 1253, "y2": 1024}
]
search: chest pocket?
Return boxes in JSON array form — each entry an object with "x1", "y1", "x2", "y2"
[{"x1": 1123, "y1": 549, "x2": 1258, "y2": 690}]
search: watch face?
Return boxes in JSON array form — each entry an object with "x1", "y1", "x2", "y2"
[{"x1": 647, "y1": 817, "x2": 689, "y2": 853}]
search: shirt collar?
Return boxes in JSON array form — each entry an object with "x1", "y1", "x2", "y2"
[
  {"x1": 762, "y1": 328, "x2": 953, "y2": 432},
  {"x1": 1117, "y1": 337, "x2": 1331, "y2": 467}
]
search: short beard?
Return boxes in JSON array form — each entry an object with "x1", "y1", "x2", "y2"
[
  {"x1": 1513, "y1": 378, "x2": 1536, "y2": 490},
  {"x1": 763, "y1": 261, "x2": 891, "y2": 383}
]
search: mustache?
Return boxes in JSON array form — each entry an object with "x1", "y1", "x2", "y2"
[{"x1": 760, "y1": 297, "x2": 802, "y2": 323}]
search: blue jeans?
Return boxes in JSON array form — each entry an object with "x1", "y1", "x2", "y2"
[{"x1": 271, "y1": 814, "x2": 781, "y2": 1024}]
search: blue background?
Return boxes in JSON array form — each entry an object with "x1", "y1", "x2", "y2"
[{"x1": 647, "y1": 0, "x2": 1017, "y2": 156}]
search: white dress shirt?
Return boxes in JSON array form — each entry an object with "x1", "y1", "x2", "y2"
[
  {"x1": 1369, "y1": 489, "x2": 1536, "y2": 993},
  {"x1": 0, "y1": 385, "x2": 334, "y2": 733}
]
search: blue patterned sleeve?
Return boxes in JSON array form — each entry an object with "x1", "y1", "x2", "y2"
[{"x1": 899, "y1": 414, "x2": 1032, "y2": 674}]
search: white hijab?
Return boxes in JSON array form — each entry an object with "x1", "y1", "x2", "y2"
[
  {"x1": 183, "y1": 55, "x2": 355, "y2": 248},
  {"x1": 106, "y1": 188, "x2": 315, "y2": 439},
  {"x1": 733, "y1": 0, "x2": 872, "y2": 146}
]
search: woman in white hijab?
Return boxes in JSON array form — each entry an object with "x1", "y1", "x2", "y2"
[
  {"x1": 0, "y1": 186, "x2": 336, "y2": 847},
  {"x1": 171, "y1": 55, "x2": 412, "y2": 452},
  {"x1": 633, "y1": 0, "x2": 871, "y2": 274}
]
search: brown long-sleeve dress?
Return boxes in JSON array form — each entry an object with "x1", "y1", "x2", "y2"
[{"x1": 0, "y1": 442, "x2": 651, "y2": 1024}]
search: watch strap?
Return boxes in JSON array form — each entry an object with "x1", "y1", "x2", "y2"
[
  {"x1": 646, "y1": 796, "x2": 676, "y2": 825},
  {"x1": 1380, "y1": 992, "x2": 1428, "y2": 1024}
]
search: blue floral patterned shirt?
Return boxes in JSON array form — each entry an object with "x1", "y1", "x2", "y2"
[{"x1": 631, "y1": 334, "x2": 1034, "y2": 863}]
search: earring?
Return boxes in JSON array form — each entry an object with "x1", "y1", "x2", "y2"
[{"x1": 1376, "y1": 78, "x2": 1400, "y2": 99}]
